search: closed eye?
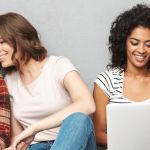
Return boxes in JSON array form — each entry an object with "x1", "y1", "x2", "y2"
[
  {"x1": 131, "y1": 41, "x2": 138, "y2": 46},
  {"x1": 145, "y1": 42, "x2": 150, "y2": 48},
  {"x1": 145, "y1": 44, "x2": 150, "y2": 48},
  {"x1": 0, "y1": 39, "x2": 5, "y2": 44},
  {"x1": 0, "y1": 41, "x2": 4, "y2": 44}
]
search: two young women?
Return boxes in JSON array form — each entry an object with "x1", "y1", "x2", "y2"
[{"x1": 0, "y1": 3, "x2": 150, "y2": 150}]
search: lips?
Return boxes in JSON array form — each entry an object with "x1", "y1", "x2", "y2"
[
  {"x1": 0, "y1": 51, "x2": 8, "y2": 61},
  {"x1": 134, "y1": 54, "x2": 146, "y2": 62}
]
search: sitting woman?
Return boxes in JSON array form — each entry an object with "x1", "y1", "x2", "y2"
[
  {"x1": 0, "y1": 67, "x2": 11, "y2": 150},
  {"x1": 0, "y1": 12, "x2": 96, "y2": 150},
  {"x1": 93, "y1": 4, "x2": 150, "y2": 150}
]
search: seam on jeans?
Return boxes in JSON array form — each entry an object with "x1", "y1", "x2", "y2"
[
  {"x1": 80, "y1": 122, "x2": 94, "y2": 150},
  {"x1": 86, "y1": 131, "x2": 96, "y2": 150}
]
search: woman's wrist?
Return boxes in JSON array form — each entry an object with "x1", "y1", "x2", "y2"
[{"x1": 30, "y1": 124, "x2": 38, "y2": 134}]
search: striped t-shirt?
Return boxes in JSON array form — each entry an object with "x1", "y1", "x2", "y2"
[{"x1": 95, "y1": 68, "x2": 133, "y2": 104}]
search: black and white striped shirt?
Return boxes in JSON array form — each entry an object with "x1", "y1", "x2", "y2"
[{"x1": 95, "y1": 68, "x2": 132, "y2": 104}]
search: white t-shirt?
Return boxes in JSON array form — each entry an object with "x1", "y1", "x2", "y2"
[{"x1": 5, "y1": 56, "x2": 77, "y2": 143}]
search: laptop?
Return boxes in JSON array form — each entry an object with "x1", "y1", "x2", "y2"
[{"x1": 107, "y1": 103, "x2": 150, "y2": 150}]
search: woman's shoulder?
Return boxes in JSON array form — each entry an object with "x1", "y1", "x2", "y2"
[
  {"x1": 95, "y1": 68, "x2": 124, "y2": 88},
  {"x1": 49, "y1": 55, "x2": 69, "y2": 61},
  {"x1": 48, "y1": 56, "x2": 71, "y2": 65},
  {"x1": 48, "y1": 55, "x2": 75, "y2": 70},
  {"x1": 107, "y1": 67, "x2": 123, "y2": 76},
  {"x1": 97, "y1": 68, "x2": 123, "y2": 79},
  {"x1": 95, "y1": 68, "x2": 124, "y2": 96}
]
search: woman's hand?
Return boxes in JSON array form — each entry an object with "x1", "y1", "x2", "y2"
[
  {"x1": 4, "y1": 139, "x2": 33, "y2": 150},
  {"x1": 10, "y1": 127, "x2": 35, "y2": 150}
]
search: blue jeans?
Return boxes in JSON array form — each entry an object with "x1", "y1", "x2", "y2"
[
  {"x1": 27, "y1": 112, "x2": 96, "y2": 150},
  {"x1": 27, "y1": 141, "x2": 54, "y2": 150}
]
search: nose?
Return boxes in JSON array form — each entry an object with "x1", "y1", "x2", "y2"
[{"x1": 138, "y1": 43, "x2": 146, "y2": 53}]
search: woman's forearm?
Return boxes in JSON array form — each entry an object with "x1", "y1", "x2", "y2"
[
  {"x1": 30, "y1": 99, "x2": 95, "y2": 134},
  {"x1": 9, "y1": 99, "x2": 95, "y2": 147},
  {"x1": 96, "y1": 131, "x2": 107, "y2": 146}
]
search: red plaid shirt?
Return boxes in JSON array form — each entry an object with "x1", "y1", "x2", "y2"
[{"x1": 0, "y1": 74, "x2": 11, "y2": 148}]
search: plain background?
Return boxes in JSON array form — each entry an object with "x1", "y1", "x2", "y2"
[{"x1": 0, "y1": 0, "x2": 149, "y2": 90}]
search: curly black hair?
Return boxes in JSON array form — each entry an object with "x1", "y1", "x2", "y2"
[{"x1": 108, "y1": 4, "x2": 150, "y2": 70}]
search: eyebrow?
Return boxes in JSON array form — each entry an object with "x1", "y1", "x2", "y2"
[{"x1": 130, "y1": 38, "x2": 150, "y2": 43}]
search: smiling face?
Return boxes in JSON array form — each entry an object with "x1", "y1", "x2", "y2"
[
  {"x1": 0, "y1": 37, "x2": 15, "y2": 68},
  {"x1": 126, "y1": 26, "x2": 150, "y2": 70}
]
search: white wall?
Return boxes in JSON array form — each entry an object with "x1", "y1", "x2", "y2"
[{"x1": 0, "y1": 0, "x2": 149, "y2": 90}]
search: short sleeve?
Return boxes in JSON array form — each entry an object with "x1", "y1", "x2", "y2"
[
  {"x1": 55, "y1": 57, "x2": 78, "y2": 84},
  {"x1": 94, "y1": 71, "x2": 111, "y2": 97}
]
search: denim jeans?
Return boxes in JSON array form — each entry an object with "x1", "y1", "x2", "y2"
[
  {"x1": 27, "y1": 141, "x2": 54, "y2": 150},
  {"x1": 27, "y1": 112, "x2": 96, "y2": 150}
]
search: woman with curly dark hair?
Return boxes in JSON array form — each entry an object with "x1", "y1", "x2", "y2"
[{"x1": 93, "y1": 4, "x2": 150, "y2": 149}]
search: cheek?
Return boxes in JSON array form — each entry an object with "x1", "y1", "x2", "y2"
[
  {"x1": 126, "y1": 49, "x2": 133, "y2": 57},
  {"x1": 127, "y1": 44, "x2": 135, "y2": 52},
  {"x1": 148, "y1": 50, "x2": 150, "y2": 55},
  {"x1": 126, "y1": 44, "x2": 132, "y2": 53}
]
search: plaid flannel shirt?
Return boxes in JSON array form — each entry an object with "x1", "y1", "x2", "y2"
[{"x1": 0, "y1": 73, "x2": 11, "y2": 148}]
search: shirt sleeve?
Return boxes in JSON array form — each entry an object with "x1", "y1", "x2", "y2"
[
  {"x1": 94, "y1": 71, "x2": 111, "y2": 97},
  {"x1": 0, "y1": 77, "x2": 11, "y2": 147},
  {"x1": 54, "y1": 56, "x2": 78, "y2": 84}
]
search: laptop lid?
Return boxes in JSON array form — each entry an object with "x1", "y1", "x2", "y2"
[{"x1": 107, "y1": 103, "x2": 150, "y2": 150}]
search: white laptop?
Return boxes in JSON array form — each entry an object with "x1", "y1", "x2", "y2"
[{"x1": 107, "y1": 103, "x2": 150, "y2": 150}]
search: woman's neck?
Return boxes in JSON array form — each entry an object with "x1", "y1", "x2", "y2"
[
  {"x1": 125, "y1": 65, "x2": 150, "y2": 77},
  {"x1": 19, "y1": 57, "x2": 48, "y2": 84}
]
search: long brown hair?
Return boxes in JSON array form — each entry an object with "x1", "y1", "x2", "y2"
[{"x1": 0, "y1": 12, "x2": 47, "y2": 73}]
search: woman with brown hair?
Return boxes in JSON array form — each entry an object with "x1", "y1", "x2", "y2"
[{"x1": 0, "y1": 12, "x2": 96, "y2": 150}]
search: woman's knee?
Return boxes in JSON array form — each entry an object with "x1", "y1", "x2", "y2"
[{"x1": 62, "y1": 112, "x2": 93, "y2": 129}]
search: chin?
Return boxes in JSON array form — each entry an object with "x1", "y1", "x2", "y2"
[
  {"x1": 1, "y1": 63, "x2": 12, "y2": 68},
  {"x1": 134, "y1": 61, "x2": 147, "y2": 67},
  {"x1": 135, "y1": 64, "x2": 147, "y2": 69}
]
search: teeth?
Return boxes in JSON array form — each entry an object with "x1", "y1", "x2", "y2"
[
  {"x1": 134, "y1": 55, "x2": 145, "y2": 61},
  {"x1": 0, "y1": 54, "x2": 6, "y2": 60},
  {"x1": 136, "y1": 55, "x2": 144, "y2": 58}
]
